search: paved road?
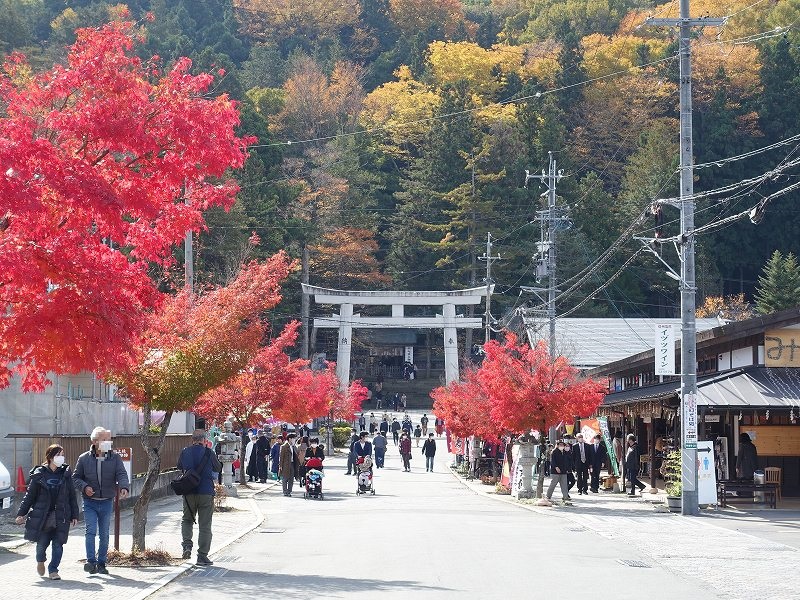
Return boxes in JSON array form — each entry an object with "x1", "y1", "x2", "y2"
[{"x1": 153, "y1": 446, "x2": 718, "y2": 599}]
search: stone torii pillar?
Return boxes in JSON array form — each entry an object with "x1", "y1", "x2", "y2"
[
  {"x1": 442, "y1": 303, "x2": 459, "y2": 385},
  {"x1": 336, "y1": 303, "x2": 353, "y2": 391}
]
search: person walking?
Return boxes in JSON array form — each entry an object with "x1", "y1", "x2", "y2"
[
  {"x1": 589, "y1": 434, "x2": 607, "y2": 493},
  {"x1": 369, "y1": 413, "x2": 377, "y2": 434},
  {"x1": 16, "y1": 445, "x2": 79, "y2": 580},
  {"x1": 176, "y1": 430, "x2": 222, "y2": 565},
  {"x1": 279, "y1": 433, "x2": 299, "y2": 496},
  {"x1": 73, "y1": 427, "x2": 129, "y2": 575},
  {"x1": 346, "y1": 429, "x2": 359, "y2": 476},
  {"x1": 434, "y1": 417, "x2": 445, "y2": 436},
  {"x1": 270, "y1": 438, "x2": 281, "y2": 480},
  {"x1": 353, "y1": 431, "x2": 373, "y2": 459},
  {"x1": 413, "y1": 424, "x2": 422, "y2": 447},
  {"x1": 379, "y1": 417, "x2": 389, "y2": 437},
  {"x1": 402, "y1": 414, "x2": 413, "y2": 435},
  {"x1": 545, "y1": 440, "x2": 571, "y2": 502},
  {"x1": 400, "y1": 393, "x2": 407, "y2": 410},
  {"x1": 244, "y1": 433, "x2": 257, "y2": 482},
  {"x1": 572, "y1": 434, "x2": 591, "y2": 495},
  {"x1": 391, "y1": 418, "x2": 401, "y2": 446},
  {"x1": 399, "y1": 432, "x2": 412, "y2": 472},
  {"x1": 373, "y1": 431, "x2": 387, "y2": 468},
  {"x1": 422, "y1": 433, "x2": 437, "y2": 472},
  {"x1": 625, "y1": 435, "x2": 646, "y2": 496},
  {"x1": 358, "y1": 413, "x2": 366, "y2": 432},
  {"x1": 420, "y1": 414, "x2": 429, "y2": 436},
  {"x1": 255, "y1": 430, "x2": 270, "y2": 483}
]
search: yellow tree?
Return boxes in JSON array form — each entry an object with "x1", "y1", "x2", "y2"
[{"x1": 388, "y1": 0, "x2": 475, "y2": 38}]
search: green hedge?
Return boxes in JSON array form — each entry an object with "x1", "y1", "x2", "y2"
[{"x1": 319, "y1": 427, "x2": 353, "y2": 448}]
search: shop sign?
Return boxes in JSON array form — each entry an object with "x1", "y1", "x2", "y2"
[
  {"x1": 683, "y1": 393, "x2": 697, "y2": 449},
  {"x1": 655, "y1": 324, "x2": 676, "y2": 375},
  {"x1": 765, "y1": 328, "x2": 800, "y2": 367},
  {"x1": 704, "y1": 415, "x2": 721, "y2": 423},
  {"x1": 697, "y1": 441, "x2": 718, "y2": 505}
]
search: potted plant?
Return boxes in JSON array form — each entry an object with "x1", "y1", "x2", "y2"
[{"x1": 663, "y1": 450, "x2": 682, "y2": 512}]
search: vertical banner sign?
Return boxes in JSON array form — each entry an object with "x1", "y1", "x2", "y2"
[
  {"x1": 697, "y1": 441, "x2": 718, "y2": 505},
  {"x1": 683, "y1": 392, "x2": 698, "y2": 449},
  {"x1": 404, "y1": 346, "x2": 414, "y2": 364},
  {"x1": 597, "y1": 417, "x2": 619, "y2": 477},
  {"x1": 655, "y1": 324, "x2": 676, "y2": 375}
]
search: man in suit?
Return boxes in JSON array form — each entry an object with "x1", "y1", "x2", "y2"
[
  {"x1": 279, "y1": 433, "x2": 298, "y2": 496},
  {"x1": 572, "y1": 433, "x2": 591, "y2": 495},
  {"x1": 589, "y1": 434, "x2": 607, "y2": 493}
]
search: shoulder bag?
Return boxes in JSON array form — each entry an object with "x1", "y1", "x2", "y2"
[{"x1": 170, "y1": 448, "x2": 211, "y2": 496}]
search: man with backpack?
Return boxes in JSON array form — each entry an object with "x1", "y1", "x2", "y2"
[{"x1": 177, "y1": 430, "x2": 222, "y2": 565}]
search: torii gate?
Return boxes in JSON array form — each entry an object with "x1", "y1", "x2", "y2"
[{"x1": 302, "y1": 285, "x2": 493, "y2": 389}]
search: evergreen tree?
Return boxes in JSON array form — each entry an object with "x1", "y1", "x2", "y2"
[{"x1": 754, "y1": 251, "x2": 800, "y2": 314}]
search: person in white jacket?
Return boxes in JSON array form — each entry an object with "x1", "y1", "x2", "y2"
[{"x1": 243, "y1": 433, "x2": 257, "y2": 482}]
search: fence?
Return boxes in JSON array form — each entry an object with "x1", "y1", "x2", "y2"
[{"x1": 30, "y1": 434, "x2": 192, "y2": 477}]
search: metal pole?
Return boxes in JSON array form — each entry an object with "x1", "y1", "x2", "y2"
[
  {"x1": 646, "y1": 3, "x2": 724, "y2": 520},
  {"x1": 678, "y1": 7, "x2": 699, "y2": 517},
  {"x1": 114, "y1": 487, "x2": 120, "y2": 551},
  {"x1": 547, "y1": 152, "x2": 557, "y2": 359},
  {"x1": 485, "y1": 233, "x2": 492, "y2": 344}
]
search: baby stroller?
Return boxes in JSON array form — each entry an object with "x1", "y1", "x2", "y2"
[
  {"x1": 303, "y1": 457, "x2": 324, "y2": 500},
  {"x1": 355, "y1": 455, "x2": 375, "y2": 495}
]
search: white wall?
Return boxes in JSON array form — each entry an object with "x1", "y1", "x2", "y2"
[{"x1": 731, "y1": 346, "x2": 754, "y2": 369}]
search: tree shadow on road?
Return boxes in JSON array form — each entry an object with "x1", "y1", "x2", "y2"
[{"x1": 208, "y1": 572, "x2": 456, "y2": 595}]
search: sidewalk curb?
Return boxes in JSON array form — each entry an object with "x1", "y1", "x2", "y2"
[{"x1": 126, "y1": 482, "x2": 276, "y2": 600}]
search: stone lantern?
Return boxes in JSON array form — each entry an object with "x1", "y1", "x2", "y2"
[
  {"x1": 512, "y1": 433, "x2": 536, "y2": 499},
  {"x1": 215, "y1": 418, "x2": 240, "y2": 497}
]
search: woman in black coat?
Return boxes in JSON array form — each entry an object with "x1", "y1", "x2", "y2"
[{"x1": 15, "y1": 444, "x2": 79, "y2": 580}]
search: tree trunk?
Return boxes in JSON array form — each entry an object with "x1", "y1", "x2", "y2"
[
  {"x1": 535, "y1": 429, "x2": 546, "y2": 499},
  {"x1": 131, "y1": 405, "x2": 173, "y2": 553}
]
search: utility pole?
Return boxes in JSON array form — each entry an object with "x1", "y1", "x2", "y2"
[
  {"x1": 301, "y1": 245, "x2": 310, "y2": 360},
  {"x1": 478, "y1": 232, "x2": 502, "y2": 343},
  {"x1": 523, "y1": 151, "x2": 566, "y2": 358},
  {"x1": 646, "y1": 8, "x2": 724, "y2": 517}
]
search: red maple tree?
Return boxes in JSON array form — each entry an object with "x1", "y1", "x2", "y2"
[
  {"x1": 431, "y1": 369, "x2": 497, "y2": 440},
  {"x1": 0, "y1": 19, "x2": 253, "y2": 390},
  {"x1": 111, "y1": 252, "x2": 294, "y2": 551},
  {"x1": 477, "y1": 334, "x2": 605, "y2": 435}
]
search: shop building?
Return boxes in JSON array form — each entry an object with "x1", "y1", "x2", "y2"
[{"x1": 587, "y1": 307, "x2": 800, "y2": 496}]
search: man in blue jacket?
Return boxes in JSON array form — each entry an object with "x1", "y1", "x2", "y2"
[
  {"x1": 177, "y1": 430, "x2": 222, "y2": 565},
  {"x1": 73, "y1": 426, "x2": 130, "y2": 575}
]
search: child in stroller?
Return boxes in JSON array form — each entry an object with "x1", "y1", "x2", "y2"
[
  {"x1": 303, "y1": 456, "x2": 324, "y2": 500},
  {"x1": 356, "y1": 455, "x2": 375, "y2": 495}
]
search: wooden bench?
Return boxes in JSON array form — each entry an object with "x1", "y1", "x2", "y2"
[{"x1": 717, "y1": 480, "x2": 778, "y2": 508}]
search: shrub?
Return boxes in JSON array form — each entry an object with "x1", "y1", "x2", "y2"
[{"x1": 320, "y1": 426, "x2": 353, "y2": 448}]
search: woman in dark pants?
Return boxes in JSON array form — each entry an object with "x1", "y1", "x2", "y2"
[
  {"x1": 15, "y1": 444, "x2": 79, "y2": 580},
  {"x1": 625, "y1": 435, "x2": 647, "y2": 496}
]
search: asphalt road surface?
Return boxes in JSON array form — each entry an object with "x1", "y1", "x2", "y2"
[{"x1": 153, "y1": 443, "x2": 719, "y2": 599}]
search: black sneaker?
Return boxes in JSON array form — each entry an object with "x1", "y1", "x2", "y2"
[
  {"x1": 182, "y1": 549, "x2": 191, "y2": 560},
  {"x1": 196, "y1": 555, "x2": 213, "y2": 566},
  {"x1": 84, "y1": 563, "x2": 97, "y2": 574},
  {"x1": 97, "y1": 564, "x2": 109, "y2": 575}
]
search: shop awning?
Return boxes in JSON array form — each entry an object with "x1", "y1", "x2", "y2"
[
  {"x1": 602, "y1": 367, "x2": 800, "y2": 409},
  {"x1": 695, "y1": 367, "x2": 800, "y2": 408}
]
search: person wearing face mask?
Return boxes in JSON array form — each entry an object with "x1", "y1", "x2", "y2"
[
  {"x1": 73, "y1": 426, "x2": 130, "y2": 575},
  {"x1": 545, "y1": 441, "x2": 571, "y2": 503},
  {"x1": 305, "y1": 438, "x2": 325, "y2": 463},
  {"x1": 16, "y1": 445, "x2": 79, "y2": 580}
]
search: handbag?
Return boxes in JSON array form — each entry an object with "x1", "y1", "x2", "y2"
[
  {"x1": 43, "y1": 510, "x2": 57, "y2": 531},
  {"x1": 171, "y1": 448, "x2": 212, "y2": 496}
]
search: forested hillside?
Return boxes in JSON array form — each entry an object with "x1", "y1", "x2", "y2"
[{"x1": 3, "y1": 0, "x2": 799, "y2": 328}]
